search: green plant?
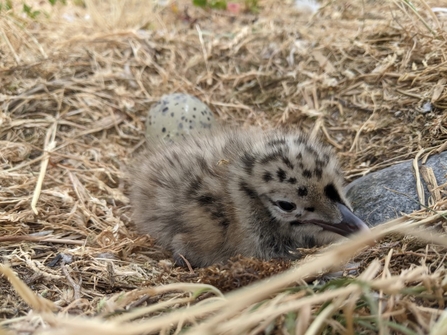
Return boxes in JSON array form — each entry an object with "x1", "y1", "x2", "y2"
[
  {"x1": 193, "y1": 0, "x2": 227, "y2": 10},
  {"x1": 192, "y1": 0, "x2": 259, "y2": 13},
  {"x1": 22, "y1": 3, "x2": 40, "y2": 19},
  {"x1": 0, "y1": 1, "x2": 68, "y2": 19},
  {"x1": 0, "y1": 0, "x2": 13, "y2": 11},
  {"x1": 49, "y1": 0, "x2": 67, "y2": 4},
  {"x1": 244, "y1": 0, "x2": 258, "y2": 13}
]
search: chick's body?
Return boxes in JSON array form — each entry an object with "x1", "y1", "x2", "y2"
[{"x1": 130, "y1": 128, "x2": 368, "y2": 267}]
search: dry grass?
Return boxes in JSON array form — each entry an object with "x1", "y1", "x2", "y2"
[{"x1": 1, "y1": 0, "x2": 447, "y2": 334}]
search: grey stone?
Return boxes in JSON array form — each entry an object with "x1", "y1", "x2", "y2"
[{"x1": 345, "y1": 151, "x2": 447, "y2": 226}]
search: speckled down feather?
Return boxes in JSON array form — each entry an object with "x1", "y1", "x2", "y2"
[{"x1": 130, "y1": 127, "x2": 368, "y2": 267}]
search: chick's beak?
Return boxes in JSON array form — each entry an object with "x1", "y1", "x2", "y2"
[
  {"x1": 336, "y1": 203, "x2": 370, "y2": 235},
  {"x1": 312, "y1": 203, "x2": 370, "y2": 237}
]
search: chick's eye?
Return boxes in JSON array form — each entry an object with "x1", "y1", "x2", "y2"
[{"x1": 276, "y1": 201, "x2": 296, "y2": 212}]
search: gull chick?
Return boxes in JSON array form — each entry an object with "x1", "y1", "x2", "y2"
[{"x1": 130, "y1": 128, "x2": 369, "y2": 267}]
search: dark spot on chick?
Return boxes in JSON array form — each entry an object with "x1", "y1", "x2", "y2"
[
  {"x1": 263, "y1": 171, "x2": 273, "y2": 182},
  {"x1": 267, "y1": 138, "x2": 286, "y2": 147},
  {"x1": 305, "y1": 145, "x2": 318, "y2": 157},
  {"x1": 315, "y1": 168, "x2": 323, "y2": 180},
  {"x1": 276, "y1": 168, "x2": 287, "y2": 182},
  {"x1": 241, "y1": 152, "x2": 256, "y2": 175},
  {"x1": 315, "y1": 159, "x2": 325, "y2": 169},
  {"x1": 197, "y1": 194, "x2": 215, "y2": 206},
  {"x1": 162, "y1": 127, "x2": 166, "y2": 133},
  {"x1": 162, "y1": 107, "x2": 168, "y2": 113},
  {"x1": 302, "y1": 170, "x2": 312, "y2": 178},
  {"x1": 171, "y1": 112, "x2": 174, "y2": 117},
  {"x1": 297, "y1": 187, "x2": 308, "y2": 197},
  {"x1": 187, "y1": 177, "x2": 202, "y2": 196},
  {"x1": 239, "y1": 180, "x2": 258, "y2": 199},
  {"x1": 196, "y1": 197, "x2": 231, "y2": 229},
  {"x1": 218, "y1": 218, "x2": 230, "y2": 227},
  {"x1": 211, "y1": 210, "x2": 230, "y2": 228},
  {"x1": 282, "y1": 156, "x2": 294, "y2": 170},
  {"x1": 200, "y1": 156, "x2": 217, "y2": 177},
  {"x1": 288, "y1": 177, "x2": 297, "y2": 184},
  {"x1": 294, "y1": 137, "x2": 307, "y2": 145},
  {"x1": 304, "y1": 207, "x2": 315, "y2": 212},
  {"x1": 260, "y1": 152, "x2": 282, "y2": 165},
  {"x1": 196, "y1": 155, "x2": 209, "y2": 172}
]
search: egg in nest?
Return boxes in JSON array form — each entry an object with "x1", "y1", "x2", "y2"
[{"x1": 146, "y1": 93, "x2": 216, "y2": 141}]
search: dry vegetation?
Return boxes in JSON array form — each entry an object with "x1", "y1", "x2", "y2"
[{"x1": 1, "y1": 0, "x2": 447, "y2": 334}]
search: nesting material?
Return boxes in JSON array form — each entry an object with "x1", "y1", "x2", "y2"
[{"x1": 1, "y1": 0, "x2": 447, "y2": 334}]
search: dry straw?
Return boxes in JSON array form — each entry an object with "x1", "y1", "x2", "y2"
[{"x1": 1, "y1": 0, "x2": 447, "y2": 334}]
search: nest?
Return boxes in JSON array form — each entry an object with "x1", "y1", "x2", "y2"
[{"x1": 1, "y1": 0, "x2": 447, "y2": 334}]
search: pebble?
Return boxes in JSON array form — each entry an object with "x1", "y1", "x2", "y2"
[{"x1": 346, "y1": 151, "x2": 447, "y2": 226}]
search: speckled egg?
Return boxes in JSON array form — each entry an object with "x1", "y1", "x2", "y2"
[{"x1": 146, "y1": 93, "x2": 217, "y2": 141}]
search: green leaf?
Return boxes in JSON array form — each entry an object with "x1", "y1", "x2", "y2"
[
  {"x1": 209, "y1": 0, "x2": 226, "y2": 10},
  {"x1": 0, "y1": 0, "x2": 12, "y2": 11},
  {"x1": 23, "y1": 3, "x2": 41, "y2": 19},
  {"x1": 49, "y1": 0, "x2": 67, "y2": 5},
  {"x1": 193, "y1": 0, "x2": 207, "y2": 7}
]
